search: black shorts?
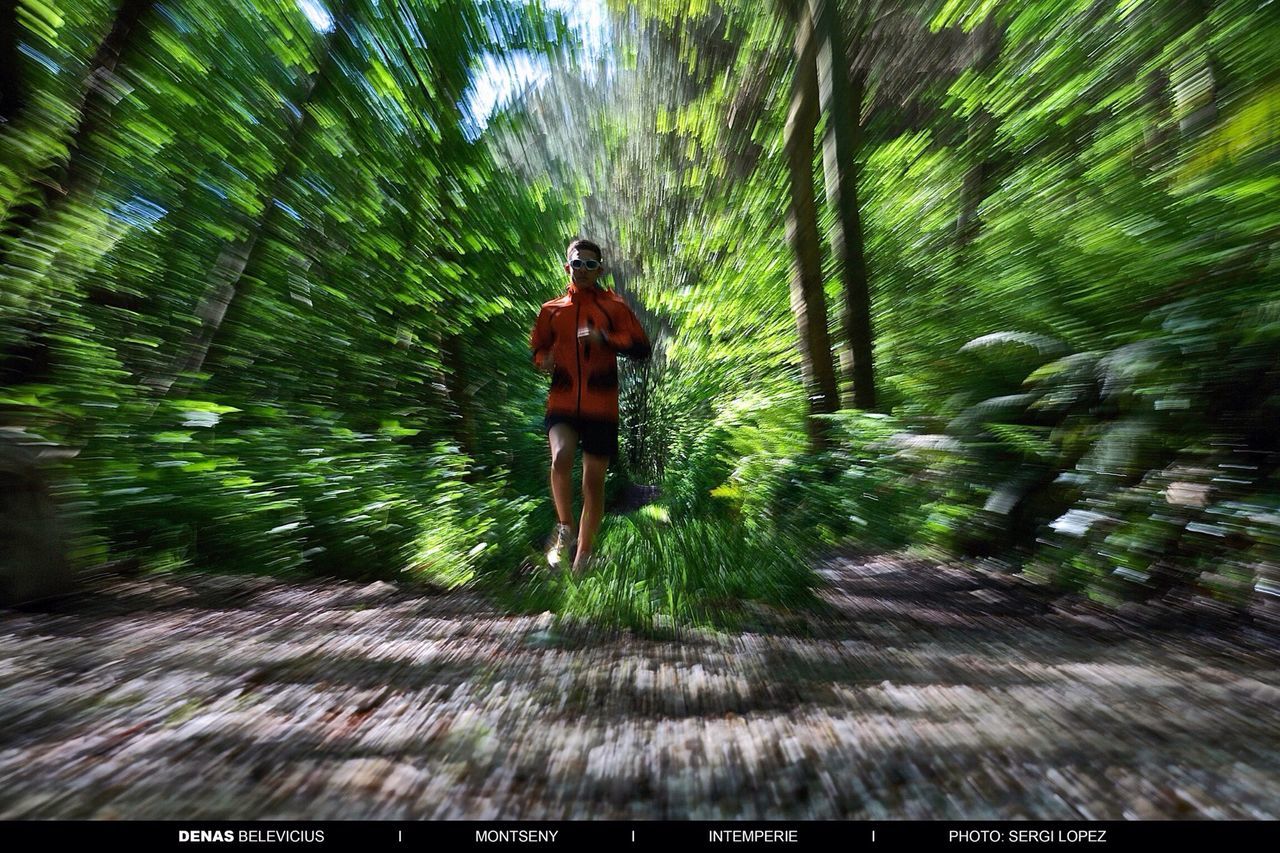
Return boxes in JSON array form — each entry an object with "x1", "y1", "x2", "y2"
[{"x1": 544, "y1": 414, "x2": 618, "y2": 461}]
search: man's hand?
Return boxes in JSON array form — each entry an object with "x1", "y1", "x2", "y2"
[{"x1": 578, "y1": 327, "x2": 607, "y2": 346}]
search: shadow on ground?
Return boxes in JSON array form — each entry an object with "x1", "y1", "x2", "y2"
[{"x1": 0, "y1": 553, "x2": 1276, "y2": 819}]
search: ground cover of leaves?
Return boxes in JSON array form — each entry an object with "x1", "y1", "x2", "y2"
[{"x1": 1, "y1": 553, "x2": 1276, "y2": 819}]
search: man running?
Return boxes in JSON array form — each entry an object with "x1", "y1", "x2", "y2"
[{"x1": 530, "y1": 238, "x2": 652, "y2": 573}]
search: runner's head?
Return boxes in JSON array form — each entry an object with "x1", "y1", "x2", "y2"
[{"x1": 566, "y1": 237, "x2": 605, "y2": 286}]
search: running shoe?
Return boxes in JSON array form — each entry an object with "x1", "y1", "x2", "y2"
[{"x1": 546, "y1": 523, "x2": 575, "y2": 568}]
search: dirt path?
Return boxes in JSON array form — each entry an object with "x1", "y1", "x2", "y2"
[{"x1": 0, "y1": 554, "x2": 1276, "y2": 819}]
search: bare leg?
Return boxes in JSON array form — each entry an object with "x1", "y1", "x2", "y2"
[
  {"x1": 548, "y1": 423, "x2": 578, "y2": 529},
  {"x1": 575, "y1": 452, "x2": 609, "y2": 568}
]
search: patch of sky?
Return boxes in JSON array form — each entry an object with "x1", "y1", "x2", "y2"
[
  {"x1": 303, "y1": 175, "x2": 334, "y2": 196},
  {"x1": 461, "y1": 0, "x2": 612, "y2": 139},
  {"x1": 18, "y1": 44, "x2": 60, "y2": 75},
  {"x1": 226, "y1": 162, "x2": 252, "y2": 181},
  {"x1": 111, "y1": 196, "x2": 167, "y2": 230},
  {"x1": 155, "y1": 3, "x2": 194, "y2": 35},
  {"x1": 397, "y1": 5, "x2": 428, "y2": 49},
  {"x1": 197, "y1": 177, "x2": 229, "y2": 200},
  {"x1": 298, "y1": 0, "x2": 335, "y2": 33}
]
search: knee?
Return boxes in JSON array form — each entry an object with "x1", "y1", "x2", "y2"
[{"x1": 551, "y1": 447, "x2": 574, "y2": 474}]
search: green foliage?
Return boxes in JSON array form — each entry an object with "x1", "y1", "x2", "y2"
[
  {"x1": 0, "y1": 0, "x2": 581, "y2": 584},
  {"x1": 4, "y1": 0, "x2": 1279, "y2": 624},
  {"x1": 612, "y1": 0, "x2": 1279, "y2": 611},
  {"x1": 498, "y1": 509, "x2": 816, "y2": 631},
  {"x1": 926, "y1": 293, "x2": 1280, "y2": 598},
  {"x1": 725, "y1": 412, "x2": 933, "y2": 549}
]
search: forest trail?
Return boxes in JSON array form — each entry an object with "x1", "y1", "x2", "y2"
[{"x1": 1, "y1": 555, "x2": 1276, "y2": 820}]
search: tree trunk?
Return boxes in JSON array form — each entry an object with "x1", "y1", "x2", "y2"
[
  {"x1": 1139, "y1": 67, "x2": 1177, "y2": 170},
  {"x1": 810, "y1": 0, "x2": 875, "y2": 411},
  {"x1": 0, "y1": 0, "x2": 25, "y2": 123},
  {"x1": 144, "y1": 234, "x2": 262, "y2": 395},
  {"x1": 782, "y1": 0, "x2": 840, "y2": 452},
  {"x1": 0, "y1": 0, "x2": 153, "y2": 225},
  {"x1": 0, "y1": 433, "x2": 73, "y2": 605},
  {"x1": 954, "y1": 15, "x2": 1004, "y2": 249},
  {"x1": 0, "y1": 0, "x2": 153, "y2": 407},
  {"x1": 1175, "y1": 2, "x2": 1219, "y2": 138},
  {"x1": 955, "y1": 108, "x2": 994, "y2": 248},
  {"x1": 143, "y1": 16, "x2": 348, "y2": 398},
  {"x1": 440, "y1": 333, "x2": 477, "y2": 459}
]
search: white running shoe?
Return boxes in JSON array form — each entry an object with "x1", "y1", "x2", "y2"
[{"x1": 546, "y1": 523, "x2": 575, "y2": 568}]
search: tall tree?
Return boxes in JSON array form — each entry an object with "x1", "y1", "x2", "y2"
[
  {"x1": 0, "y1": 0, "x2": 154, "y2": 224},
  {"x1": 0, "y1": 0, "x2": 25, "y2": 124},
  {"x1": 953, "y1": 15, "x2": 1003, "y2": 249},
  {"x1": 142, "y1": 17, "x2": 347, "y2": 398},
  {"x1": 810, "y1": 0, "x2": 875, "y2": 410},
  {"x1": 781, "y1": 0, "x2": 841, "y2": 451}
]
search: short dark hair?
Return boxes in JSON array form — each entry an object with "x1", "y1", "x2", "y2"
[{"x1": 566, "y1": 237, "x2": 602, "y2": 260}]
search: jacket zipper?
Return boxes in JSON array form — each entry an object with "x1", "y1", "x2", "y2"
[{"x1": 574, "y1": 299, "x2": 582, "y2": 416}]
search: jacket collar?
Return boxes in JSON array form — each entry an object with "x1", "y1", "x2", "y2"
[{"x1": 567, "y1": 282, "x2": 604, "y2": 299}]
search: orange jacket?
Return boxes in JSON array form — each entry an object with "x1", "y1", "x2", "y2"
[{"x1": 530, "y1": 283, "x2": 652, "y2": 422}]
